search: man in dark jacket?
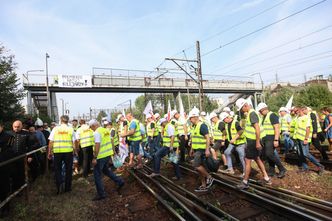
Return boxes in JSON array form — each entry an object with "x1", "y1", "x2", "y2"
[
  {"x1": 0, "y1": 122, "x2": 13, "y2": 217},
  {"x1": 7, "y1": 120, "x2": 37, "y2": 191}
]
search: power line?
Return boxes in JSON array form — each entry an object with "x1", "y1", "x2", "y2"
[
  {"x1": 219, "y1": 36, "x2": 332, "y2": 75},
  {"x1": 238, "y1": 50, "x2": 332, "y2": 76},
  {"x1": 179, "y1": 0, "x2": 290, "y2": 54},
  {"x1": 202, "y1": 0, "x2": 328, "y2": 57},
  {"x1": 208, "y1": 24, "x2": 332, "y2": 73}
]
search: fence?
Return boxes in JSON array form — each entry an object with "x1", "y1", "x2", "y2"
[{"x1": 0, "y1": 145, "x2": 48, "y2": 209}]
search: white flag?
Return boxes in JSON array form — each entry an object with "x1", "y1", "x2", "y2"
[
  {"x1": 143, "y1": 100, "x2": 153, "y2": 115},
  {"x1": 285, "y1": 95, "x2": 294, "y2": 110},
  {"x1": 167, "y1": 100, "x2": 171, "y2": 121}
]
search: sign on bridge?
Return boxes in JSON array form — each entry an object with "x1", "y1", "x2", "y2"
[{"x1": 58, "y1": 75, "x2": 92, "y2": 88}]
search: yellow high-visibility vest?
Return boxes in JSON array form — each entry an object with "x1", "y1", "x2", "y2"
[
  {"x1": 53, "y1": 124, "x2": 74, "y2": 153},
  {"x1": 294, "y1": 115, "x2": 312, "y2": 142},
  {"x1": 163, "y1": 123, "x2": 179, "y2": 148},
  {"x1": 191, "y1": 122, "x2": 207, "y2": 150},
  {"x1": 128, "y1": 119, "x2": 142, "y2": 141},
  {"x1": 280, "y1": 114, "x2": 290, "y2": 132},
  {"x1": 311, "y1": 111, "x2": 322, "y2": 133},
  {"x1": 95, "y1": 127, "x2": 113, "y2": 159},
  {"x1": 147, "y1": 121, "x2": 159, "y2": 137},
  {"x1": 77, "y1": 126, "x2": 94, "y2": 148},
  {"x1": 212, "y1": 120, "x2": 223, "y2": 141},
  {"x1": 225, "y1": 120, "x2": 246, "y2": 145},
  {"x1": 110, "y1": 127, "x2": 119, "y2": 146},
  {"x1": 263, "y1": 111, "x2": 275, "y2": 136},
  {"x1": 244, "y1": 109, "x2": 264, "y2": 140}
]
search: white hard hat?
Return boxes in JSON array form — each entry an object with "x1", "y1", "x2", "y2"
[
  {"x1": 200, "y1": 111, "x2": 206, "y2": 116},
  {"x1": 230, "y1": 111, "x2": 235, "y2": 116},
  {"x1": 154, "y1": 113, "x2": 160, "y2": 119},
  {"x1": 279, "y1": 107, "x2": 288, "y2": 112},
  {"x1": 159, "y1": 118, "x2": 167, "y2": 125},
  {"x1": 306, "y1": 106, "x2": 312, "y2": 112},
  {"x1": 257, "y1": 102, "x2": 268, "y2": 112},
  {"x1": 103, "y1": 120, "x2": 109, "y2": 125},
  {"x1": 146, "y1": 113, "x2": 152, "y2": 119},
  {"x1": 236, "y1": 98, "x2": 247, "y2": 111},
  {"x1": 171, "y1": 110, "x2": 178, "y2": 118},
  {"x1": 35, "y1": 118, "x2": 43, "y2": 126},
  {"x1": 223, "y1": 107, "x2": 231, "y2": 112},
  {"x1": 189, "y1": 108, "x2": 200, "y2": 119},
  {"x1": 88, "y1": 119, "x2": 98, "y2": 127},
  {"x1": 219, "y1": 112, "x2": 229, "y2": 121},
  {"x1": 209, "y1": 112, "x2": 218, "y2": 120}
]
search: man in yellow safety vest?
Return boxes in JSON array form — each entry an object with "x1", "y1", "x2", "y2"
[
  {"x1": 48, "y1": 115, "x2": 77, "y2": 194},
  {"x1": 89, "y1": 119, "x2": 124, "y2": 201},
  {"x1": 258, "y1": 103, "x2": 286, "y2": 179},
  {"x1": 122, "y1": 113, "x2": 142, "y2": 169},
  {"x1": 189, "y1": 108, "x2": 214, "y2": 192},
  {"x1": 76, "y1": 119, "x2": 94, "y2": 178},
  {"x1": 235, "y1": 99, "x2": 271, "y2": 190}
]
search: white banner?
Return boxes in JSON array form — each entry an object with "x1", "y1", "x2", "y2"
[{"x1": 58, "y1": 75, "x2": 92, "y2": 88}]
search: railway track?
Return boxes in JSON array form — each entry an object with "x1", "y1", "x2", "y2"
[
  {"x1": 128, "y1": 167, "x2": 236, "y2": 221},
  {"x1": 177, "y1": 162, "x2": 332, "y2": 221}
]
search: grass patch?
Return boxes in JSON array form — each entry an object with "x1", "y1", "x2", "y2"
[{"x1": 3, "y1": 174, "x2": 96, "y2": 221}]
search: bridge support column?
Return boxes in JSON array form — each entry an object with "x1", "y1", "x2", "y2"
[
  {"x1": 173, "y1": 92, "x2": 178, "y2": 111},
  {"x1": 27, "y1": 91, "x2": 32, "y2": 115}
]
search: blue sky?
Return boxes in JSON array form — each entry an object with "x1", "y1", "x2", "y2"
[{"x1": 1, "y1": 0, "x2": 332, "y2": 118}]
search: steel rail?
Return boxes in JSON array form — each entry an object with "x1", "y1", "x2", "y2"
[
  {"x1": 127, "y1": 169, "x2": 187, "y2": 221},
  {"x1": 142, "y1": 166, "x2": 239, "y2": 221},
  {"x1": 178, "y1": 164, "x2": 321, "y2": 221}
]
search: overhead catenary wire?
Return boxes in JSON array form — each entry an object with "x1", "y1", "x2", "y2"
[
  {"x1": 201, "y1": 0, "x2": 328, "y2": 57},
  {"x1": 152, "y1": 0, "x2": 290, "y2": 73},
  {"x1": 208, "y1": 24, "x2": 332, "y2": 74},
  {"x1": 178, "y1": 0, "x2": 290, "y2": 54},
  {"x1": 237, "y1": 50, "x2": 332, "y2": 76},
  {"x1": 219, "y1": 36, "x2": 332, "y2": 75}
]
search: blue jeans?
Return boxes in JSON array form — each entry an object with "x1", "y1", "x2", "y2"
[
  {"x1": 148, "y1": 136, "x2": 159, "y2": 157},
  {"x1": 297, "y1": 140, "x2": 321, "y2": 169},
  {"x1": 282, "y1": 133, "x2": 292, "y2": 154},
  {"x1": 154, "y1": 146, "x2": 181, "y2": 178},
  {"x1": 129, "y1": 140, "x2": 141, "y2": 155},
  {"x1": 224, "y1": 143, "x2": 245, "y2": 172},
  {"x1": 93, "y1": 156, "x2": 124, "y2": 197}
]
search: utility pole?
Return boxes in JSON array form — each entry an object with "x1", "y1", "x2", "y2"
[
  {"x1": 129, "y1": 99, "x2": 132, "y2": 113},
  {"x1": 196, "y1": 41, "x2": 204, "y2": 111},
  {"x1": 45, "y1": 53, "x2": 51, "y2": 119}
]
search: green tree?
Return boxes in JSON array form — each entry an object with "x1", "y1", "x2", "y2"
[
  {"x1": 97, "y1": 110, "x2": 107, "y2": 122},
  {"x1": 265, "y1": 87, "x2": 295, "y2": 112},
  {"x1": 295, "y1": 84, "x2": 332, "y2": 110},
  {"x1": 0, "y1": 44, "x2": 25, "y2": 127}
]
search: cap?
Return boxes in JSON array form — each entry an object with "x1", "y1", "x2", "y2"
[
  {"x1": 146, "y1": 113, "x2": 152, "y2": 119},
  {"x1": 154, "y1": 113, "x2": 160, "y2": 119},
  {"x1": 88, "y1": 119, "x2": 98, "y2": 127},
  {"x1": 279, "y1": 107, "x2": 288, "y2": 112},
  {"x1": 236, "y1": 98, "x2": 247, "y2": 111},
  {"x1": 103, "y1": 120, "x2": 109, "y2": 125},
  {"x1": 257, "y1": 102, "x2": 268, "y2": 112},
  {"x1": 200, "y1": 111, "x2": 206, "y2": 116},
  {"x1": 219, "y1": 112, "x2": 229, "y2": 121},
  {"x1": 159, "y1": 118, "x2": 167, "y2": 125},
  {"x1": 230, "y1": 111, "x2": 235, "y2": 116},
  {"x1": 306, "y1": 106, "x2": 312, "y2": 112},
  {"x1": 209, "y1": 112, "x2": 218, "y2": 120},
  {"x1": 223, "y1": 107, "x2": 231, "y2": 112}
]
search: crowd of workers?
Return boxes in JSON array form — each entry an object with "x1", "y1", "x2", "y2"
[{"x1": 1, "y1": 99, "x2": 332, "y2": 216}]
